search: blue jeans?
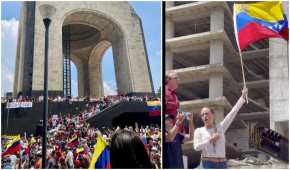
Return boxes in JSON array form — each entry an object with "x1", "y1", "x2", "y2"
[{"x1": 200, "y1": 160, "x2": 227, "y2": 169}]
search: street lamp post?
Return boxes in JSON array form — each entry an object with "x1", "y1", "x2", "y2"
[{"x1": 39, "y1": 4, "x2": 56, "y2": 168}]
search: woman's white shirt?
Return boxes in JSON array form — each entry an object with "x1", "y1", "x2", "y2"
[{"x1": 193, "y1": 97, "x2": 246, "y2": 158}]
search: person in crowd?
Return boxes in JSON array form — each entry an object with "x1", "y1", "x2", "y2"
[
  {"x1": 110, "y1": 129, "x2": 153, "y2": 168},
  {"x1": 2, "y1": 121, "x2": 161, "y2": 169},
  {"x1": 1, "y1": 94, "x2": 161, "y2": 169},
  {"x1": 2, "y1": 157, "x2": 12, "y2": 169},
  {"x1": 165, "y1": 71, "x2": 180, "y2": 118},
  {"x1": 164, "y1": 112, "x2": 195, "y2": 168},
  {"x1": 47, "y1": 151, "x2": 57, "y2": 168},
  {"x1": 194, "y1": 88, "x2": 248, "y2": 169}
]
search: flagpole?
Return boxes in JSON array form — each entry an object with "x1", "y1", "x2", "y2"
[
  {"x1": 233, "y1": 4, "x2": 248, "y2": 103},
  {"x1": 238, "y1": 50, "x2": 249, "y2": 103}
]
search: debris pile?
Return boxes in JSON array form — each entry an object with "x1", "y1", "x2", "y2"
[{"x1": 228, "y1": 152, "x2": 288, "y2": 169}]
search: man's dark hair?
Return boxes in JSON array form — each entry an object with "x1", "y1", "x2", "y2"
[
  {"x1": 110, "y1": 130, "x2": 153, "y2": 169},
  {"x1": 147, "y1": 137, "x2": 153, "y2": 143}
]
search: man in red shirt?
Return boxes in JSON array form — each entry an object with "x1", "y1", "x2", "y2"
[{"x1": 165, "y1": 71, "x2": 180, "y2": 118}]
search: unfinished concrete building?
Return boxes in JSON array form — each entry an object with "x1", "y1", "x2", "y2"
[{"x1": 166, "y1": 1, "x2": 288, "y2": 168}]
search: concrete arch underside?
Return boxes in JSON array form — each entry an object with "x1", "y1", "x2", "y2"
[{"x1": 71, "y1": 41, "x2": 111, "y2": 97}]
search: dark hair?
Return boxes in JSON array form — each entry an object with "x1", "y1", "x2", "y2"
[{"x1": 110, "y1": 130, "x2": 153, "y2": 169}]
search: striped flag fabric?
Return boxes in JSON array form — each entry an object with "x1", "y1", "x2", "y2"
[
  {"x1": 2, "y1": 135, "x2": 19, "y2": 148},
  {"x1": 2, "y1": 135, "x2": 21, "y2": 157},
  {"x1": 67, "y1": 135, "x2": 79, "y2": 148},
  {"x1": 89, "y1": 135, "x2": 111, "y2": 169},
  {"x1": 146, "y1": 101, "x2": 161, "y2": 116},
  {"x1": 233, "y1": 1, "x2": 288, "y2": 51}
]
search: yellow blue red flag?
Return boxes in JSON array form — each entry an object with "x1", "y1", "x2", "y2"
[
  {"x1": 2, "y1": 135, "x2": 21, "y2": 157},
  {"x1": 146, "y1": 101, "x2": 161, "y2": 116},
  {"x1": 234, "y1": 1, "x2": 288, "y2": 51},
  {"x1": 89, "y1": 135, "x2": 111, "y2": 169}
]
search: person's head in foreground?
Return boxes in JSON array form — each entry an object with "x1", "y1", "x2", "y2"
[{"x1": 110, "y1": 129, "x2": 153, "y2": 169}]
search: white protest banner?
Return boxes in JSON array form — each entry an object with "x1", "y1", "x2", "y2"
[{"x1": 6, "y1": 102, "x2": 33, "y2": 109}]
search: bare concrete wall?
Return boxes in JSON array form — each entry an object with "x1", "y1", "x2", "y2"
[
  {"x1": 269, "y1": 2, "x2": 289, "y2": 138},
  {"x1": 226, "y1": 128, "x2": 249, "y2": 151}
]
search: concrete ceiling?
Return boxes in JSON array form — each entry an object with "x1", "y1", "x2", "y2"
[{"x1": 63, "y1": 24, "x2": 101, "y2": 50}]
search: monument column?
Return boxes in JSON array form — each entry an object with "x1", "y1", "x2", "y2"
[{"x1": 32, "y1": 3, "x2": 63, "y2": 96}]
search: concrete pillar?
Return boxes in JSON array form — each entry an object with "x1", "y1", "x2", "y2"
[
  {"x1": 88, "y1": 41, "x2": 109, "y2": 97},
  {"x1": 209, "y1": 7, "x2": 224, "y2": 121},
  {"x1": 32, "y1": 4, "x2": 63, "y2": 96},
  {"x1": 88, "y1": 59, "x2": 103, "y2": 97},
  {"x1": 77, "y1": 63, "x2": 84, "y2": 97},
  {"x1": 123, "y1": 13, "x2": 154, "y2": 94},
  {"x1": 209, "y1": 40, "x2": 223, "y2": 99},
  {"x1": 16, "y1": 3, "x2": 28, "y2": 95},
  {"x1": 89, "y1": 58, "x2": 103, "y2": 97},
  {"x1": 76, "y1": 59, "x2": 90, "y2": 97},
  {"x1": 209, "y1": 73, "x2": 223, "y2": 99},
  {"x1": 269, "y1": 37, "x2": 288, "y2": 138},
  {"x1": 166, "y1": 18, "x2": 174, "y2": 39},
  {"x1": 112, "y1": 38, "x2": 132, "y2": 94},
  {"x1": 166, "y1": 49, "x2": 173, "y2": 70},
  {"x1": 209, "y1": 39, "x2": 223, "y2": 65},
  {"x1": 210, "y1": 7, "x2": 224, "y2": 32},
  {"x1": 82, "y1": 61, "x2": 90, "y2": 96},
  {"x1": 166, "y1": 1, "x2": 174, "y2": 8},
  {"x1": 166, "y1": 5, "x2": 174, "y2": 71},
  {"x1": 269, "y1": 2, "x2": 290, "y2": 139},
  {"x1": 13, "y1": 18, "x2": 22, "y2": 96}
]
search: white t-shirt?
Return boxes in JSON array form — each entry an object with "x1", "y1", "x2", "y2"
[
  {"x1": 193, "y1": 97, "x2": 245, "y2": 158},
  {"x1": 10, "y1": 155, "x2": 17, "y2": 169},
  {"x1": 66, "y1": 151, "x2": 74, "y2": 168}
]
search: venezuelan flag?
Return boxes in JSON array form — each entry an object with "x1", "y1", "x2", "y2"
[
  {"x1": 234, "y1": 1, "x2": 288, "y2": 51},
  {"x1": 2, "y1": 135, "x2": 17, "y2": 148},
  {"x1": 67, "y1": 135, "x2": 79, "y2": 148},
  {"x1": 2, "y1": 135, "x2": 21, "y2": 157},
  {"x1": 146, "y1": 101, "x2": 161, "y2": 116},
  {"x1": 89, "y1": 136, "x2": 111, "y2": 169}
]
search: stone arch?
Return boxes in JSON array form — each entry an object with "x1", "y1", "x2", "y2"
[
  {"x1": 61, "y1": 9, "x2": 132, "y2": 97},
  {"x1": 15, "y1": 2, "x2": 153, "y2": 97}
]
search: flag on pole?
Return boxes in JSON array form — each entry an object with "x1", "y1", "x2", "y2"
[
  {"x1": 2, "y1": 135, "x2": 20, "y2": 148},
  {"x1": 2, "y1": 135, "x2": 21, "y2": 157},
  {"x1": 89, "y1": 136, "x2": 111, "y2": 169},
  {"x1": 233, "y1": 1, "x2": 288, "y2": 51},
  {"x1": 146, "y1": 101, "x2": 161, "y2": 116}
]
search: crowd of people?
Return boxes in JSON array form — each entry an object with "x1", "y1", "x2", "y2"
[
  {"x1": 2, "y1": 93, "x2": 161, "y2": 169},
  {"x1": 2, "y1": 111, "x2": 161, "y2": 169},
  {"x1": 164, "y1": 71, "x2": 248, "y2": 169},
  {"x1": 1, "y1": 94, "x2": 159, "y2": 104}
]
